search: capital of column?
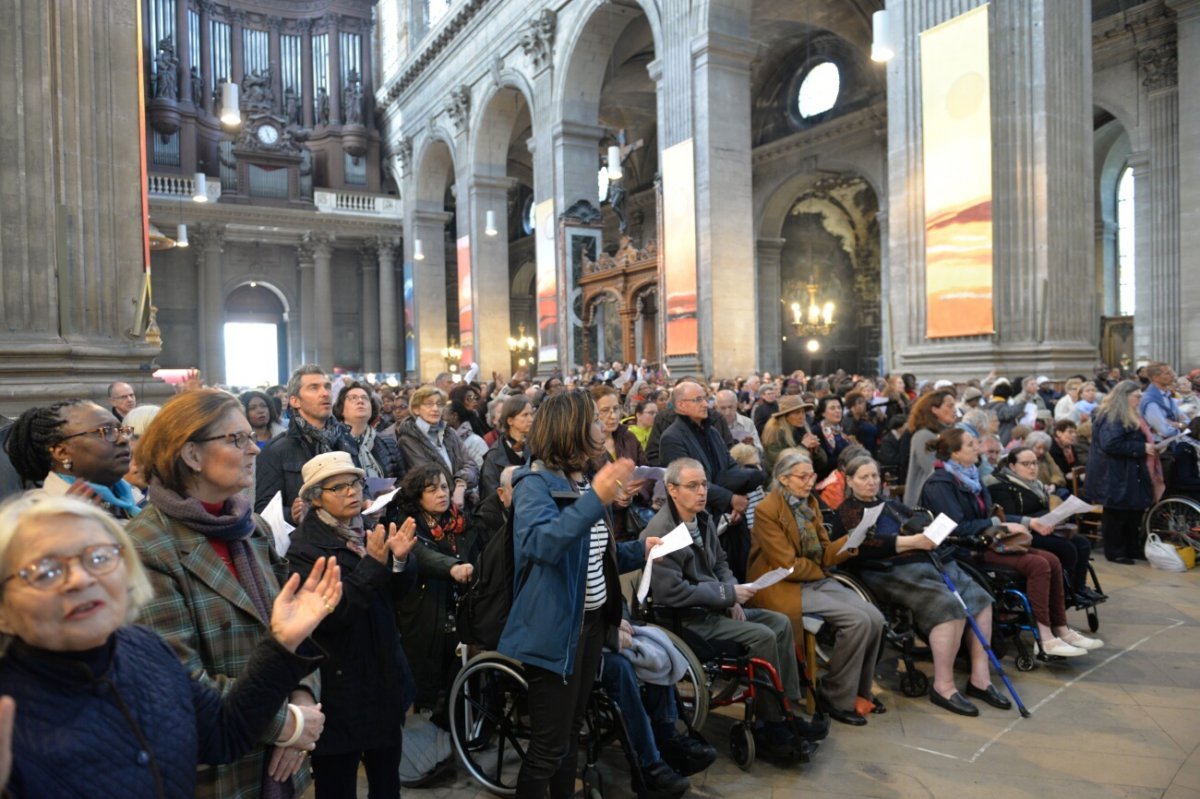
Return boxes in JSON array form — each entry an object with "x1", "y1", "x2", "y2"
[
  {"x1": 411, "y1": 209, "x2": 454, "y2": 227},
  {"x1": 646, "y1": 59, "x2": 662, "y2": 84},
  {"x1": 1127, "y1": 150, "x2": 1151, "y2": 175},
  {"x1": 551, "y1": 120, "x2": 606, "y2": 147},
  {"x1": 756, "y1": 237, "x2": 787, "y2": 256},
  {"x1": 375, "y1": 236, "x2": 401, "y2": 261},
  {"x1": 690, "y1": 31, "x2": 759, "y2": 71},
  {"x1": 302, "y1": 232, "x2": 335, "y2": 260},
  {"x1": 359, "y1": 241, "x2": 379, "y2": 266},
  {"x1": 192, "y1": 225, "x2": 226, "y2": 255},
  {"x1": 468, "y1": 175, "x2": 521, "y2": 194}
]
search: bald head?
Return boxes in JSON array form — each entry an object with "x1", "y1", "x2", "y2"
[
  {"x1": 715, "y1": 390, "x2": 738, "y2": 425},
  {"x1": 672, "y1": 381, "x2": 708, "y2": 422}
]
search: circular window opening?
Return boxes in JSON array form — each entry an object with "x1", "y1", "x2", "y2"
[{"x1": 797, "y1": 61, "x2": 841, "y2": 119}]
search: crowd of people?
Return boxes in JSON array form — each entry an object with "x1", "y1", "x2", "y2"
[{"x1": 0, "y1": 358, "x2": 1195, "y2": 797}]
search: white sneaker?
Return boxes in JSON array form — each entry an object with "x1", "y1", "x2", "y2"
[
  {"x1": 1042, "y1": 637, "x2": 1088, "y2": 657},
  {"x1": 1059, "y1": 628, "x2": 1103, "y2": 650}
]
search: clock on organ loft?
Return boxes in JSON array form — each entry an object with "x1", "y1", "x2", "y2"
[
  {"x1": 225, "y1": 110, "x2": 310, "y2": 207},
  {"x1": 255, "y1": 120, "x2": 282, "y2": 146}
]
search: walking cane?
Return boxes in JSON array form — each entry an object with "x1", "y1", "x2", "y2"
[{"x1": 929, "y1": 549, "x2": 1031, "y2": 718}]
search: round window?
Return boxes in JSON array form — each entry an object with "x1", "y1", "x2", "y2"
[{"x1": 797, "y1": 61, "x2": 841, "y2": 119}]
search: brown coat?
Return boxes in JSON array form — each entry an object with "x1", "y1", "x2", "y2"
[{"x1": 746, "y1": 490, "x2": 855, "y2": 633}]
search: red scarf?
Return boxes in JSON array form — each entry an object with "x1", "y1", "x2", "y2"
[{"x1": 424, "y1": 505, "x2": 467, "y2": 554}]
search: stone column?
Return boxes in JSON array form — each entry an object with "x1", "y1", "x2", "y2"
[
  {"x1": 1129, "y1": 151, "x2": 1151, "y2": 360},
  {"x1": 194, "y1": 227, "x2": 226, "y2": 385},
  {"x1": 198, "y1": 0, "x2": 213, "y2": 114},
  {"x1": 359, "y1": 242, "x2": 381, "y2": 372},
  {"x1": 527, "y1": 58, "x2": 557, "y2": 377},
  {"x1": 362, "y1": 19, "x2": 377, "y2": 131},
  {"x1": 296, "y1": 238, "x2": 317, "y2": 364},
  {"x1": 326, "y1": 14, "x2": 342, "y2": 125},
  {"x1": 229, "y1": 9, "x2": 244, "y2": 87},
  {"x1": 692, "y1": 31, "x2": 758, "y2": 378},
  {"x1": 409, "y1": 210, "x2": 453, "y2": 380},
  {"x1": 756, "y1": 238, "x2": 786, "y2": 375},
  {"x1": 886, "y1": 0, "x2": 1096, "y2": 379},
  {"x1": 176, "y1": 0, "x2": 192, "y2": 106},
  {"x1": 1171, "y1": 0, "x2": 1200, "y2": 366},
  {"x1": 467, "y1": 176, "x2": 517, "y2": 378},
  {"x1": 268, "y1": 17, "x2": 283, "y2": 114},
  {"x1": 1095, "y1": 219, "x2": 1118, "y2": 316},
  {"x1": 377, "y1": 236, "x2": 400, "y2": 371},
  {"x1": 311, "y1": 234, "x2": 335, "y2": 369},
  {"x1": 299, "y1": 18, "x2": 314, "y2": 128}
]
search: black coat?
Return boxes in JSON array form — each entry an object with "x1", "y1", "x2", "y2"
[
  {"x1": 479, "y1": 437, "x2": 529, "y2": 500},
  {"x1": 1083, "y1": 416, "x2": 1154, "y2": 510},
  {"x1": 920, "y1": 467, "x2": 998, "y2": 540},
  {"x1": 255, "y1": 419, "x2": 360, "y2": 524},
  {"x1": 370, "y1": 432, "x2": 408, "y2": 480},
  {"x1": 395, "y1": 416, "x2": 478, "y2": 490},
  {"x1": 646, "y1": 406, "x2": 734, "y2": 466},
  {"x1": 287, "y1": 513, "x2": 417, "y2": 754},
  {"x1": 658, "y1": 414, "x2": 765, "y2": 515},
  {"x1": 988, "y1": 473, "x2": 1051, "y2": 520}
]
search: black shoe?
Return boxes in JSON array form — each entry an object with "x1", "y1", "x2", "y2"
[
  {"x1": 1080, "y1": 586, "x2": 1108, "y2": 602},
  {"x1": 965, "y1": 682, "x2": 1013, "y2": 710},
  {"x1": 869, "y1": 697, "x2": 887, "y2": 714},
  {"x1": 929, "y1": 690, "x2": 979, "y2": 717},
  {"x1": 816, "y1": 695, "x2": 867, "y2": 726},
  {"x1": 1070, "y1": 592, "x2": 1095, "y2": 609},
  {"x1": 658, "y1": 734, "x2": 717, "y2": 776},
  {"x1": 791, "y1": 711, "x2": 831, "y2": 742},
  {"x1": 756, "y1": 721, "x2": 804, "y2": 763},
  {"x1": 638, "y1": 761, "x2": 690, "y2": 797},
  {"x1": 1106, "y1": 556, "x2": 1135, "y2": 565}
]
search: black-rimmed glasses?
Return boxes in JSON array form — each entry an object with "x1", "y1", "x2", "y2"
[{"x1": 195, "y1": 431, "x2": 257, "y2": 450}]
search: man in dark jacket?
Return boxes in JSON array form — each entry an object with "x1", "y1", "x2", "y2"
[
  {"x1": 752, "y1": 383, "x2": 781, "y2": 436},
  {"x1": 256, "y1": 364, "x2": 360, "y2": 524},
  {"x1": 646, "y1": 389, "x2": 734, "y2": 466},
  {"x1": 468, "y1": 464, "x2": 516, "y2": 563}
]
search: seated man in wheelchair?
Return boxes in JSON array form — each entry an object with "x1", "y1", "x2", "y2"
[{"x1": 641, "y1": 457, "x2": 827, "y2": 763}]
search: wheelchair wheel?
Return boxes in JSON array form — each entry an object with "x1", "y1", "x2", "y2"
[
  {"x1": 1143, "y1": 496, "x2": 1200, "y2": 553},
  {"x1": 448, "y1": 652, "x2": 530, "y2": 797},
  {"x1": 656, "y1": 626, "x2": 711, "y2": 732},
  {"x1": 899, "y1": 669, "x2": 928, "y2": 697},
  {"x1": 1016, "y1": 653, "x2": 1036, "y2": 672},
  {"x1": 729, "y1": 722, "x2": 755, "y2": 771},
  {"x1": 1086, "y1": 606, "x2": 1100, "y2": 633}
]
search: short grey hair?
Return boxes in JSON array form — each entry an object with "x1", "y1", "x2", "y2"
[
  {"x1": 1024, "y1": 430, "x2": 1052, "y2": 449},
  {"x1": 286, "y1": 364, "x2": 326, "y2": 398},
  {"x1": 499, "y1": 465, "x2": 518, "y2": 492},
  {"x1": 772, "y1": 448, "x2": 813, "y2": 484},
  {"x1": 665, "y1": 457, "x2": 705, "y2": 485},
  {"x1": 961, "y1": 408, "x2": 991, "y2": 435}
]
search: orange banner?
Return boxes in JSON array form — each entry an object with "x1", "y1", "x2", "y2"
[{"x1": 662, "y1": 140, "x2": 697, "y2": 356}]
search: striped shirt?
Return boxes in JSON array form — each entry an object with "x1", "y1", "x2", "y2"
[{"x1": 578, "y1": 478, "x2": 609, "y2": 611}]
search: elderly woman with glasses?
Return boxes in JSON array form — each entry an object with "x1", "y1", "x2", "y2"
[
  {"x1": 4, "y1": 400, "x2": 141, "y2": 519},
  {"x1": 126, "y1": 389, "x2": 326, "y2": 798},
  {"x1": 395, "y1": 385, "x2": 478, "y2": 511},
  {"x1": 748, "y1": 449, "x2": 884, "y2": 726},
  {"x1": 288, "y1": 451, "x2": 418, "y2": 799},
  {"x1": 0, "y1": 494, "x2": 339, "y2": 798}
]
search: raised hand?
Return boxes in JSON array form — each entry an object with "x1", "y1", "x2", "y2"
[
  {"x1": 593, "y1": 458, "x2": 636, "y2": 505},
  {"x1": 271, "y1": 557, "x2": 343, "y2": 651},
  {"x1": 387, "y1": 517, "x2": 418, "y2": 560},
  {"x1": 449, "y1": 563, "x2": 474, "y2": 583},
  {"x1": 365, "y1": 523, "x2": 390, "y2": 564}
]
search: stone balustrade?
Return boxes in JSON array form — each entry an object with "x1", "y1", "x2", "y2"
[
  {"x1": 148, "y1": 173, "x2": 222, "y2": 202},
  {"x1": 313, "y1": 189, "x2": 402, "y2": 218}
]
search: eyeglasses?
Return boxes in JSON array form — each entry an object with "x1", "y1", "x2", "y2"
[
  {"x1": 195, "y1": 431, "x2": 257, "y2": 450},
  {"x1": 3, "y1": 544, "x2": 124, "y2": 591},
  {"x1": 420, "y1": 400, "x2": 445, "y2": 409},
  {"x1": 320, "y1": 478, "x2": 365, "y2": 496},
  {"x1": 597, "y1": 406, "x2": 621, "y2": 417},
  {"x1": 1014, "y1": 459, "x2": 1038, "y2": 467},
  {"x1": 786, "y1": 471, "x2": 818, "y2": 483},
  {"x1": 60, "y1": 425, "x2": 134, "y2": 444},
  {"x1": 671, "y1": 480, "x2": 708, "y2": 491}
]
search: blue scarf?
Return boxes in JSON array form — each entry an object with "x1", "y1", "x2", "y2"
[
  {"x1": 944, "y1": 460, "x2": 982, "y2": 495},
  {"x1": 57, "y1": 474, "x2": 142, "y2": 518}
]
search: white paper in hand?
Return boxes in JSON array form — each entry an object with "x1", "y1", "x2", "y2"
[
  {"x1": 636, "y1": 523, "x2": 695, "y2": 603},
  {"x1": 261, "y1": 492, "x2": 295, "y2": 557},
  {"x1": 922, "y1": 513, "x2": 958, "y2": 547},
  {"x1": 1037, "y1": 495, "x2": 1097, "y2": 528},
  {"x1": 839, "y1": 503, "x2": 883, "y2": 555},
  {"x1": 362, "y1": 486, "x2": 401, "y2": 516},
  {"x1": 748, "y1": 566, "x2": 793, "y2": 590}
]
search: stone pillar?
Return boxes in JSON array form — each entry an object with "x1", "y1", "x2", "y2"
[
  {"x1": 1129, "y1": 151, "x2": 1151, "y2": 360},
  {"x1": 362, "y1": 19, "x2": 377, "y2": 131},
  {"x1": 527, "y1": 60, "x2": 557, "y2": 377},
  {"x1": 268, "y1": 17, "x2": 283, "y2": 114},
  {"x1": 886, "y1": 0, "x2": 1096, "y2": 379},
  {"x1": 176, "y1": 0, "x2": 192, "y2": 106},
  {"x1": 198, "y1": 0, "x2": 213, "y2": 114},
  {"x1": 359, "y1": 242, "x2": 381, "y2": 372},
  {"x1": 299, "y1": 19, "x2": 314, "y2": 128},
  {"x1": 229, "y1": 10, "x2": 244, "y2": 88},
  {"x1": 311, "y1": 234, "x2": 335, "y2": 369},
  {"x1": 296, "y1": 239, "x2": 317, "y2": 364},
  {"x1": 0, "y1": 0, "x2": 159, "y2": 410},
  {"x1": 756, "y1": 238, "x2": 786, "y2": 375},
  {"x1": 326, "y1": 14, "x2": 342, "y2": 125},
  {"x1": 467, "y1": 176, "x2": 516, "y2": 378},
  {"x1": 692, "y1": 31, "x2": 758, "y2": 378},
  {"x1": 1171, "y1": 0, "x2": 1200, "y2": 366},
  {"x1": 409, "y1": 210, "x2": 453, "y2": 380},
  {"x1": 377, "y1": 236, "x2": 400, "y2": 371},
  {"x1": 194, "y1": 227, "x2": 226, "y2": 385},
  {"x1": 1095, "y1": 219, "x2": 1118, "y2": 317}
]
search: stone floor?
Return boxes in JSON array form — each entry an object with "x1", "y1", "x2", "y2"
[{"x1": 348, "y1": 559, "x2": 1200, "y2": 798}]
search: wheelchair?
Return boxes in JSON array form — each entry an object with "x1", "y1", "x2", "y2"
[
  {"x1": 447, "y1": 635, "x2": 709, "y2": 798},
  {"x1": 1142, "y1": 432, "x2": 1200, "y2": 555}
]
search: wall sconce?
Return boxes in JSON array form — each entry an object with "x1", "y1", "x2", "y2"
[
  {"x1": 607, "y1": 145, "x2": 622, "y2": 181},
  {"x1": 413, "y1": 239, "x2": 425, "y2": 261},
  {"x1": 192, "y1": 172, "x2": 208, "y2": 203},
  {"x1": 220, "y1": 81, "x2": 241, "y2": 126},
  {"x1": 485, "y1": 210, "x2": 498, "y2": 237},
  {"x1": 176, "y1": 223, "x2": 189, "y2": 248},
  {"x1": 871, "y1": 10, "x2": 895, "y2": 63}
]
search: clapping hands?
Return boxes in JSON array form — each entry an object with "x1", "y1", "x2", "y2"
[{"x1": 270, "y1": 557, "x2": 342, "y2": 651}]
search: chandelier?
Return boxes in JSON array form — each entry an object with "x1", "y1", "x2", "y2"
[
  {"x1": 442, "y1": 340, "x2": 462, "y2": 373},
  {"x1": 790, "y1": 282, "x2": 836, "y2": 337},
  {"x1": 507, "y1": 324, "x2": 536, "y2": 368}
]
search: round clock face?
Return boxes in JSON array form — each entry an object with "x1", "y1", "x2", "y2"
[{"x1": 257, "y1": 124, "x2": 279, "y2": 145}]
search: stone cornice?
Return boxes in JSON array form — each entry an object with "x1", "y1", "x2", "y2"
[
  {"x1": 377, "y1": 0, "x2": 491, "y2": 114},
  {"x1": 1093, "y1": 1, "x2": 1176, "y2": 70},
  {"x1": 751, "y1": 103, "x2": 885, "y2": 169},
  {"x1": 149, "y1": 198, "x2": 402, "y2": 240}
]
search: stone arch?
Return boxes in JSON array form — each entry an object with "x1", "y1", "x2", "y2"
[
  {"x1": 1094, "y1": 114, "x2": 1133, "y2": 317},
  {"x1": 413, "y1": 135, "x2": 457, "y2": 210},
  {"x1": 470, "y1": 76, "x2": 537, "y2": 171},
  {"x1": 582, "y1": 286, "x2": 624, "y2": 325},
  {"x1": 223, "y1": 277, "x2": 293, "y2": 318}
]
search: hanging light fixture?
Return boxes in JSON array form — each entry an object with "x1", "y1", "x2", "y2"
[
  {"x1": 485, "y1": 210, "x2": 498, "y2": 237},
  {"x1": 220, "y1": 81, "x2": 241, "y2": 126},
  {"x1": 413, "y1": 239, "x2": 425, "y2": 261},
  {"x1": 176, "y1": 223, "x2": 189, "y2": 248},
  {"x1": 192, "y1": 172, "x2": 208, "y2": 202},
  {"x1": 607, "y1": 145, "x2": 622, "y2": 181},
  {"x1": 789, "y1": 282, "x2": 836, "y2": 337},
  {"x1": 871, "y1": 10, "x2": 895, "y2": 63}
]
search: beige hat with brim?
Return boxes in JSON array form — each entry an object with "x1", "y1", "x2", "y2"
[
  {"x1": 771, "y1": 394, "x2": 814, "y2": 418},
  {"x1": 299, "y1": 451, "x2": 364, "y2": 499}
]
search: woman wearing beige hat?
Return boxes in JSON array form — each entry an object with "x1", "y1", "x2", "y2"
[{"x1": 761, "y1": 395, "x2": 825, "y2": 477}]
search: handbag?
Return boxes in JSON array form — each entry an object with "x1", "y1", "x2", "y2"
[
  {"x1": 1145, "y1": 533, "x2": 1187, "y2": 572},
  {"x1": 990, "y1": 526, "x2": 1032, "y2": 555}
]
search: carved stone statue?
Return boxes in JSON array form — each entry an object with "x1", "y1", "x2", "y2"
[
  {"x1": 342, "y1": 70, "x2": 363, "y2": 125},
  {"x1": 154, "y1": 37, "x2": 178, "y2": 99},
  {"x1": 316, "y1": 86, "x2": 330, "y2": 126},
  {"x1": 284, "y1": 85, "x2": 300, "y2": 126},
  {"x1": 190, "y1": 66, "x2": 203, "y2": 106},
  {"x1": 241, "y1": 68, "x2": 273, "y2": 112}
]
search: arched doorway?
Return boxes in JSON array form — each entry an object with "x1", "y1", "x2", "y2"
[{"x1": 224, "y1": 282, "x2": 288, "y2": 388}]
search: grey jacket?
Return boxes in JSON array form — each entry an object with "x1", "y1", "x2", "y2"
[{"x1": 640, "y1": 501, "x2": 736, "y2": 610}]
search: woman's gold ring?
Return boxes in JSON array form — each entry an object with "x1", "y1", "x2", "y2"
[{"x1": 324, "y1": 602, "x2": 335, "y2": 613}]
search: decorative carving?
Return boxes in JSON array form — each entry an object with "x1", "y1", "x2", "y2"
[
  {"x1": 284, "y1": 85, "x2": 301, "y2": 126},
  {"x1": 379, "y1": 0, "x2": 489, "y2": 109},
  {"x1": 342, "y1": 69, "x2": 364, "y2": 125},
  {"x1": 227, "y1": 9, "x2": 247, "y2": 27},
  {"x1": 446, "y1": 85, "x2": 470, "y2": 132},
  {"x1": 192, "y1": 225, "x2": 226, "y2": 255},
  {"x1": 154, "y1": 37, "x2": 178, "y2": 99},
  {"x1": 561, "y1": 199, "x2": 602, "y2": 225},
  {"x1": 198, "y1": 0, "x2": 216, "y2": 16},
  {"x1": 241, "y1": 68, "x2": 275, "y2": 113},
  {"x1": 1139, "y1": 44, "x2": 1177, "y2": 91},
  {"x1": 296, "y1": 17, "x2": 314, "y2": 34},
  {"x1": 267, "y1": 16, "x2": 284, "y2": 33},
  {"x1": 520, "y1": 9, "x2": 556, "y2": 70},
  {"x1": 396, "y1": 136, "x2": 414, "y2": 173},
  {"x1": 584, "y1": 236, "x2": 657, "y2": 274},
  {"x1": 316, "y1": 86, "x2": 331, "y2": 126},
  {"x1": 490, "y1": 56, "x2": 503, "y2": 89},
  {"x1": 191, "y1": 66, "x2": 204, "y2": 107}
]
